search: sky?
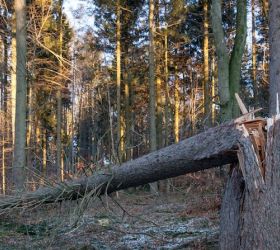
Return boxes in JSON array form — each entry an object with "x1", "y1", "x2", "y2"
[{"x1": 63, "y1": 0, "x2": 95, "y2": 35}]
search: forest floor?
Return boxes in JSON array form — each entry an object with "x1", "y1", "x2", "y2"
[{"x1": 0, "y1": 170, "x2": 225, "y2": 250}]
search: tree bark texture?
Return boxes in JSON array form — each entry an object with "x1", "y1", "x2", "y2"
[
  {"x1": 203, "y1": 0, "x2": 210, "y2": 123},
  {"x1": 149, "y1": 0, "x2": 157, "y2": 152},
  {"x1": 11, "y1": 23, "x2": 17, "y2": 145},
  {"x1": 13, "y1": 0, "x2": 27, "y2": 191},
  {"x1": 211, "y1": 0, "x2": 230, "y2": 121},
  {"x1": 116, "y1": 0, "x2": 124, "y2": 157},
  {"x1": 211, "y1": 0, "x2": 247, "y2": 121},
  {"x1": 149, "y1": 0, "x2": 158, "y2": 193},
  {"x1": 269, "y1": 0, "x2": 280, "y2": 116},
  {"x1": 229, "y1": 0, "x2": 247, "y2": 117},
  {"x1": 56, "y1": 0, "x2": 63, "y2": 180},
  {"x1": 252, "y1": 0, "x2": 257, "y2": 97}
]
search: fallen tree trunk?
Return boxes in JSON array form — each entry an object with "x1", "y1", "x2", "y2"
[
  {"x1": 0, "y1": 121, "x2": 241, "y2": 210},
  {"x1": 1, "y1": 117, "x2": 279, "y2": 249}
]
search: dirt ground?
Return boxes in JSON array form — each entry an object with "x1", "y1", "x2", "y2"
[{"x1": 0, "y1": 171, "x2": 225, "y2": 250}]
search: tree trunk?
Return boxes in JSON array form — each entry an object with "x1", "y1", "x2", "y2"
[
  {"x1": 203, "y1": 0, "x2": 210, "y2": 123},
  {"x1": 269, "y1": 0, "x2": 280, "y2": 116},
  {"x1": 42, "y1": 128, "x2": 47, "y2": 178},
  {"x1": 156, "y1": 76, "x2": 164, "y2": 148},
  {"x1": 149, "y1": 0, "x2": 157, "y2": 153},
  {"x1": 13, "y1": 0, "x2": 27, "y2": 191},
  {"x1": 26, "y1": 80, "x2": 33, "y2": 173},
  {"x1": 1, "y1": 112, "x2": 6, "y2": 195},
  {"x1": 0, "y1": 120, "x2": 241, "y2": 208},
  {"x1": 211, "y1": 50, "x2": 216, "y2": 125},
  {"x1": 174, "y1": 65, "x2": 180, "y2": 143},
  {"x1": 252, "y1": 0, "x2": 257, "y2": 98},
  {"x1": 116, "y1": 0, "x2": 124, "y2": 159},
  {"x1": 11, "y1": 15, "x2": 17, "y2": 146},
  {"x1": 124, "y1": 57, "x2": 130, "y2": 161},
  {"x1": 215, "y1": 1, "x2": 280, "y2": 248},
  {"x1": 1, "y1": 9, "x2": 8, "y2": 195},
  {"x1": 155, "y1": 0, "x2": 163, "y2": 150},
  {"x1": 164, "y1": 29, "x2": 170, "y2": 147},
  {"x1": 220, "y1": 117, "x2": 280, "y2": 249},
  {"x1": 229, "y1": 0, "x2": 247, "y2": 118},
  {"x1": 107, "y1": 83, "x2": 116, "y2": 162},
  {"x1": 3, "y1": 9, "x2": 8, "y2": 113},
  {"x1": 211, "y1": 0, "x2": 247, "y2": 121},
  {"x1": 211, "y1": 0, "x2": 231, "y2": 121},
  {"x1": 56, "y1": 0, "x2": 63, "y2": 181},
  {"x1": 70, "y1": 55, "x2": 76, "y2": 173},
  {"x1": 149, "y1": 0, "x2": 158, "y2": 192}
]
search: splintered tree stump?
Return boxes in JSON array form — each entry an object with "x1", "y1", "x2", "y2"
[{"x1": 220, "y1": 117, "x2": 280, "y2": 249}]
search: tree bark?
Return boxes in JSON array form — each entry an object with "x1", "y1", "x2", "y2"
[
  {"x1": 269, "y1": 0, "x2": 280, "y2": 115},
  {"x1": 211, "y1": 50, "x2": 216, "y2": 125},
  {"x1": 164, "y1": 29, "x2": 170, "y2": 146},
  {"x1": 174, "y1": 65, "x2": 180, "y2": 143},
  {"x1": 211, "y1": 0, "x2": 247, "y2": 121},
  {"x1": 203, "y1": 0, "x2": 210, "y2": 123},
  {"x1": 149, "y1": 0, "x2": 158, "y2": 192},
  {"x1": 11, "y1": 14, "x2": 17, "y2": 146},
  {"x1": 13, "y1": 0, "x2": 27, "y2": 191},
  {"x1": 56, "y1": 0, "x2": 63, "y2": 180},
  {"x1": 252, "y1": 0, "x2": 257, "y2": 98},
  {"x1": 149, "y1": 0, "x2": 157, "y2": 153},
  {"x1": 116, "y1": 0, "x2": 124, "y2": 159},
  {"x1": 124, "y1": 54, "x2": 130, "y2": 161},
  {"x1": 229, "y1": 0, "x2": 247, "y2": 117},
  {"x1": 211, "y1": 0, "x2": 230, "y2": 121},
  {"x1": 220, "y1": 117, "x2": 280, "y2": 249}
]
